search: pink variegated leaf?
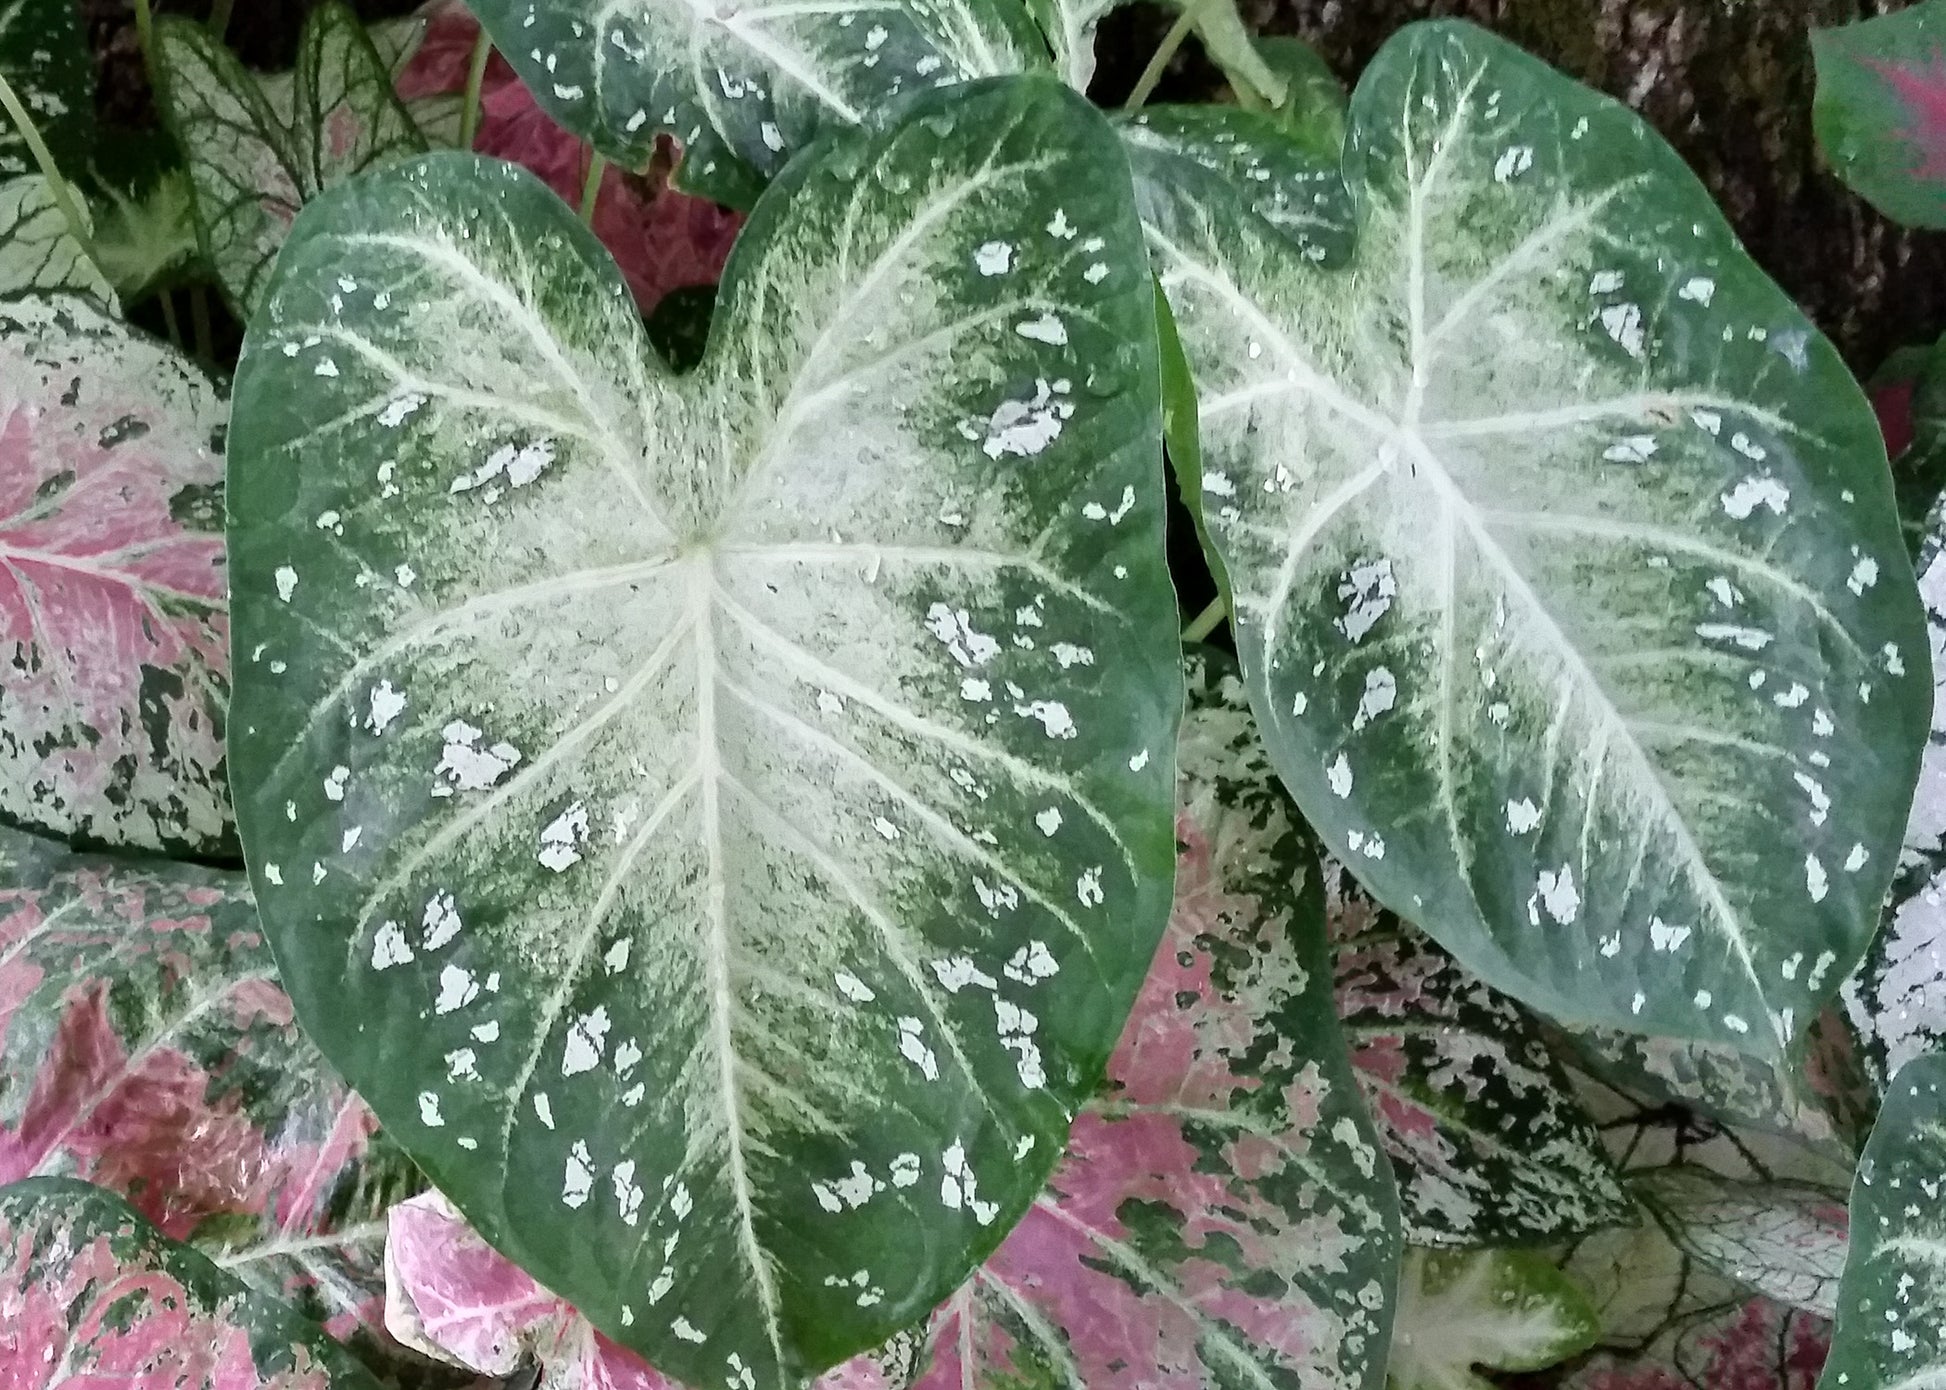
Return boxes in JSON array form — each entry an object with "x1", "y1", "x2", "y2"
[
  {"x1": 896, "y1": 650, "x2": 1399, "y2": 1390},
  {"x1": 391, "y1": 0, "x2": 741, "y2": 317},
  {"x1": 383, "y1": 1192, "x2": 912, "y2": 1390},
  {"x1": 0, "y1": 824, "x2": 426, "y2": 1366},
  {"x1": 0, "y1": 1176, "x2": 384, "y2": 1389},
  {"x1": 1330, "y1": 872, "x2": 1629, "y2": 1246},
  {"x1": 0, "y1": 294, "x2": 229, "y2": 855},
  {"x1": 1815, "y1": 0, "x2": 1946, "y2": 229}
]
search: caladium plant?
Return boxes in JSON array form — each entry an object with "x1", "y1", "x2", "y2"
[
  {"x1": 8, "y1": 1, "x2": 1946, "y2": 1388},
  {"x1": 1815, "y1": 0, "x2": 1946, "y2": 231}
]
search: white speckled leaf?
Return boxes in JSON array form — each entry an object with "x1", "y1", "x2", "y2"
[
  {"x1": 467, "y1": 0, "x2": 1046, "y2": 206},
  {"x1": 0, "y1": 294, "x2": 230, "y2": 855},
  {"x1": 154, "y1": 3, "x2": 426, "y2": 316},
  {"x1": 0, "y1": 0, "x2": 93, "y2": 178},
  {"x1": 1388, "y1": 1248, "x2": 1598, "y2": 1390},
  {"x1": 1819, "y1": 1050, "x2": 1946, "y2": 1390},
  {"x1": 1329, "y1": 867, "x2": 1631, "y2": 1247},
  {"x1": 1137, "y1": 18, "x2": 1928, "y2": 1058},
  {"x1": 898, "y1": 648, "x2": 1400, "y2": 1390},
  {"x1": 225, "y1": 77, "x2": 1178, "y2": 1389},
  {"x1": 0, "y1": 1177, "x2": 386, "y2": 1390},
  {"x1": 0, "y1": 176, "x2": 115, "y2": 307}
]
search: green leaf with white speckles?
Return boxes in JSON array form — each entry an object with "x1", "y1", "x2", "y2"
[
  {"x1": 1387, "y1": 1248, "x2": 1599, "y2": 1390},
  {"x1": 1140, "y1": 18, "x2": 1929, "y2": 1060},
  {"x1": 225, "y1": 75, "x2": 1178, "y2": 1390},
  {"x1": 0, "y1": 0, "x2": 93, "y2": 180},
  {"x1": 466, "y1": 0, "x2": 1047, "y2": 207},
  {"x1": 154, "y1": 3, "x2": 426, "y2": 317},
  {"x1": 1819, "y1": 1050, "x2": 1946, "y2": 1390}
]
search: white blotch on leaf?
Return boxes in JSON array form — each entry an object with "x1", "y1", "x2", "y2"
[
  {"x1": 1721, "y1": 475, "x2": 1790, "y2": 519},
  {"x1": 562, "y1": 1006, "x2": 611, "y2": 1077},
  {"x1": 366, "y1": 681, "x2": 407, "y2": 734},
  {"x1": 1505, "y1": 798, "x2": 1541, "y2": 834},
  {"x1": 538, "y1": 802, "x2": 590, "y2": 872},
  {"x1": 973, "y1": 241, "x2": 1012, "y2": 275},
  {"x1": 563, "y1": 1140, "x2": 593, "y2": 1208}
]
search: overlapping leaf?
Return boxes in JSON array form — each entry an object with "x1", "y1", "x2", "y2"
[
  {"x1": 0, "y1": 823, "x2": 425, "y2": 1353},
  {"x1": 226, "y1": 77, "x2": 1179, "y2": 1387},
  {"x1": 0, "y1": 175, "x2": 113, "y2": 306},
  {"x1": 0, "y1": 0, "x2": 93, "y2": 178},
  {"x1": 384, "y1": 1191, "x2": 909, "y2": 1388},
  {"x1": 1819, "y1": 1050, "x2": 1946, "y2": 1390},
  {"x1": 467, "y1": 0, "x2": 1046, "y2": 205},
  {"x1": 0, "y1": 1177, "x2": 384, "y2": 1390},
  {"x1": 1387, "y1": 1248, "x2": 1598, "y2": 1390},
  {"x1": 1139, "y1": 18, "x2": 1928, "y2": 1057},
  {"x1": 1330, "y1": 870, "x2": 1631, "y2": 1247},
  {"x1": 0, "y1": 294, "x2": 230, "y2": 855},
  {"x1": 897, "y1": 649, "x2": 1399, "y2": 1390},
  {"x1": 1814, "y1": 0, "x2": 1946, "y2": 230},
  {"x1": 155, "y1": 2, "x2": 426, "y2": 316}
]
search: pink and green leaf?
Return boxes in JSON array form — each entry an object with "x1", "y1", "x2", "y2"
[
  {"x1": 897, "y1": 651, "x2": 1400, "y2": 1390},
  {"x1": 0, "y1": 294, "x2": 230, "y2": 856},
  {"x1": 0, "y1": 1176, "x2": 384, "y2": 1390},
  {"x1": 0, "y1": 823, "x2": 423, "y2": 1359},
  {"x1": 1815, "y1": 0, "x2": 1946, "y2": 229}
]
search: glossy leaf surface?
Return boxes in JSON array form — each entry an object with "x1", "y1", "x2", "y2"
[
  {"x1": 1819, "y1": 1050, "x2": 1946, "y2": 1390},
  {"x1": 466, "y1": 0, "x2": 1045, "y2": 205},
  {"x1": 1141, "y1": 19, "x2": 1927, "y2": 1056},
  {"x1": 227, "y1": 78, "x2": 1178, "y2": 1387},
  {"x1": 0, "y1": 1176, "x2": 384, "y2": 1390},
  {"x1": 0, "y1": 294, "x2": 230, "y2": 855},
  {"x1": 1330, "y1": 868, "x2": 1631, "y2": 1247},
  {"x1": 1388, "y1": 1248, "x2": 1599, "y2": 1390},
  {"x1": 1814, "y1": 0, "x2": 1946, "y2": 230},
  {"x1": 901, "y1": 649, "x2": 1400, "y2": 1390},
  {"x1": 155, "y1": 3, "x2": 426, "y2": 315}
]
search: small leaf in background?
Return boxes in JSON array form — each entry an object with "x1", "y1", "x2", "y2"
[
  {"x1": 1141, "y1": 18, "x2": 1927, "y2": 1058},
  {"x1": 0, "y1": 175, "x2": 116, "y2": 307},
  {"x1": 228, "y1": 77, "x2": 1180, "y2": 1385},
  {"x1": 0, "y1": 294, "x2": 230, "y2": 856},
  {"x1": 1633, "y1": 1168, "x2": 1848, "y2": 1320},
  {"x1": 0, "y1": 1177, "x2": 385, "y2": 1390},
  {"x1": 154, "y1": 2, "x2": 426, "y2": 316},
  {"x1": 384, "y1": 1192, "x2": 903, "y2": 1389},
  {"x1": 1387, "y1": 1248, "x2": 1599, "y2": 1390},
  {"x1": 902, "y1": 650, "x2": 1400, "y2": 1390},
  {"x1": 392, "y1": 0, "x2": 741, "y2": 317},
  {"x1": 1330, "y1": 870, "x2": 1632, "y2": 1247},
  {"x1": 1252, "y1": 35, "x2": 1348, "y2": 159},
  {"x1": 464, "y1": 0, "x2": 1046, "y2": 205},
  {"x1": 1814, "y1": 0, "x2": 1946, "y2": 230},
  {"x1": 0, "y1": 824, "x2": 426, "y2": 1358},
  {"x1": 1819, "y1": 1050, "x2": 1946, "y2": 1390},
  {"x1": 0, "y1": 0, "x2": 95, "y2": 178},
  {"x1": 78, "y1": 128, "x2": 204, "y2": 304}
]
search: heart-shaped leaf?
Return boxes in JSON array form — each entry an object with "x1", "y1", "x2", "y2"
[
  {"x1": 384, "y1": 1191, "x2": 909, "y2": 1388},
  {"x1": 226, "y1": 76, "x2": 1179, "y2": 1387},
  {"x1": 1139, "y1": 18, "x2": 1928, "y2": 1057},
  {"x1": 0, "y1": 176, "x2": 114, "y2": 307},
  {"x1": 1330, "y1": 869, "x2": 1631, "y2": 1247},
  {"x1": 154, "y1": 2, "x2": 426, "y2": 316},
  {"x1": 0, "y1": 823, "x2": 425, "y2": 1354},
  {"x1": 467, "y1": 0, "x2": 1046, "y2": 205},
  {"x1": 1388, "y1": 1248, "x2": 1599, "y2": 1390},
  {"x1": 0, "y1": 293, "x2": 230, "y2": 855},
  {"x1": 1819, "y1": 1050, "x2": 1946, "y2": 1390},
  {"x1": 1814, "y1": 0, "x2": 1946, "y2": 230},
  {"x1": 899, "y1": 649, "x2": 1400, "y2": 1390},
  {"x1": 0, "y1": 1176, "x2": 385, "y2": 1390},
  {"x1": 0, "y1": 0, "x2": 93, "y2": 178}
]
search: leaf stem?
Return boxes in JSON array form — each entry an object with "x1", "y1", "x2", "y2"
[
  {"x1": 579, "y1": 150, "x2": 606, "y2": 225},
  {"x1": 0, "y1": 70, "x2": 100, "y2": 268},
  {"x1": 1181, "y1": 596, "x2": 1227, "y2": 643},
  {"x1": 460, "y1": 26, "x2": 491, "y2": 149},
  {"x1": 159, "y1": 290, "x2": 184, "y2": 351},
  {"x1": 207, "y1": 0, "x2": 234, "y2": 39},
  {"x1": 190, "y1": 286, "x2": 214, "y2": 362},
  {"x1": 1124, "y1": 2, "x2": 1201, "y2": 112},
  {"x1": 132, "y1": 0, "x2": 158, "y2": 79}
]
